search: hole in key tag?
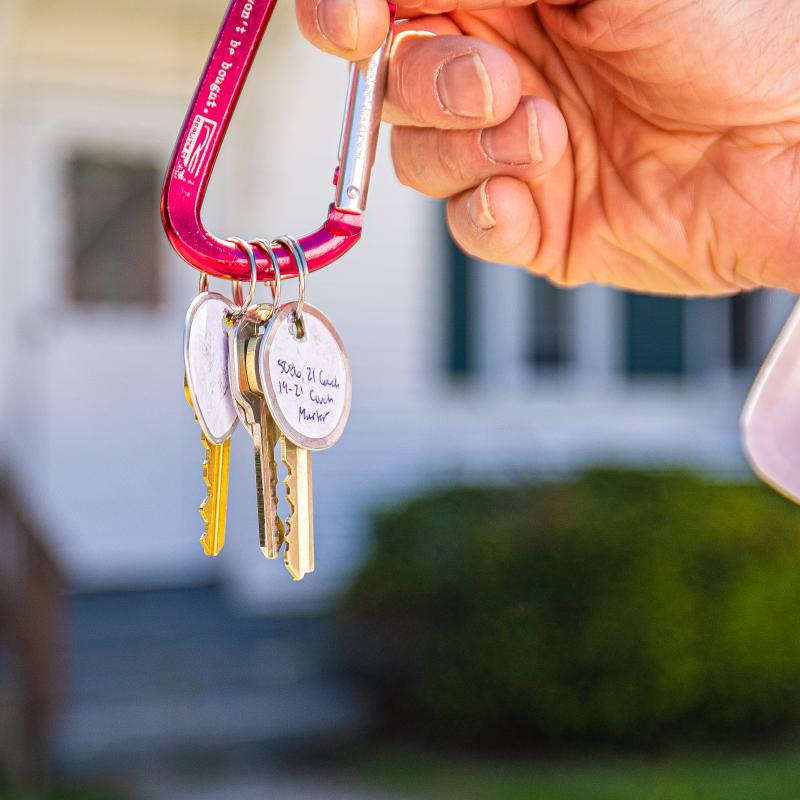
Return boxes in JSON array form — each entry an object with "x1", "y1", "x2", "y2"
[{"x1": 256, "y1": 302, "x2": 352, "y2": 452}]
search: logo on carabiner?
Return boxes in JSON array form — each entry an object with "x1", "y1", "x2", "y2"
[{"x1": 179, "y1": 114, "x2": 217, "y2": 181}]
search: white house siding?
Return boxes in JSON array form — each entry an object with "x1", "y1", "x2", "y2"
[{"x1": 0, "y1": 0, "x2": 793, "y2": 612}]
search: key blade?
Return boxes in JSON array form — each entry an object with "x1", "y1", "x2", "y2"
[
  {"x1": 200, "y1": 437, "x2": 229, "y2": 556},
  {"x1": 282, "y1": 440, "x2": 314, "y2": 580},
  {"x1": 185, "y1": 374, "x2": 229, "y2": 557},
  {"x1": 254, "y1": 426, "x2": 284, "y2": 559},
  {"x1": 262, "y1": 416, "x2": 286, "y2": 558}
]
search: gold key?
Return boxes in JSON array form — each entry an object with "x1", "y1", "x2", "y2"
[
  {"x1": 282, "y1": 440, "x2": 314, "y2": 580},
  {"x1": 184, "y1": 378, "x2": 230, "y2": 556},
  {"x1": 248, "y1": 235, "x2": 351, "y2": 581},
  {"x1": 183, "y1": 288, "x2": 239, "y2": 556}
]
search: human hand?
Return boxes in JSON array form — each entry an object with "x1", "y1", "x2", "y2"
[{"x1": 297, "y1": 0, "x2": 800, "y2": 295}]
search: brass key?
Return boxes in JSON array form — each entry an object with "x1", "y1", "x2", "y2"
[
  {"x1": 184, "y1": 378, "x2": 230, "y2": 556},
  {"x1": 229, "y1": 307, "x2": 284, "y2": 559},
  {"x1": 282, "y1": 440, "x2": 314, "y2": 580},
  {"x1": 241, "y1": 310, "x2": 314, "y2": 580}
]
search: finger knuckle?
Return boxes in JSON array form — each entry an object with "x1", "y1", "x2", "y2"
[
  {"x1": 437, "y1": 133, "x2": 473, "y2": 187},
  {"x1": 393, "y1": 56, "x2": 427, "y2": 125},
  {"x1": 391, "y1": 129, "x2": 423, "y2": 189}
]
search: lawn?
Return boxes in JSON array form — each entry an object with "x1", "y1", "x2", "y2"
[{"x1": 358, "y1": 746, "x2": 800, "y2": 800}]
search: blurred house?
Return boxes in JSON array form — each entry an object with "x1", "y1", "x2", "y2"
[{"x1": 0, "y1": 0, "x2": 794, "y2": 772}]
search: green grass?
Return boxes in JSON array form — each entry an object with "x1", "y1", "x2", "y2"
[{"x1": 358, "y1": 747, "x2": 800, "y2": 800}]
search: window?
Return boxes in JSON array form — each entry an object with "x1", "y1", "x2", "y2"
[
  {"x1": 624, "y1": 293, "x2": 686, "y2": 376},
  {"x1": 529, "y1": 276, "x2": 572, "y2": 368},
  {"x1": 622, "y1": 291, "x2": 783, "y2": 378},
  {"x1": 440, "y1": 210, "x2": 788, "y2": 386},
  {"x1": 68, "y1": 152, "x2": 161, "y2": 307},
  {"x1": 729, "y1": 292, "x2": 763, "y2": 371},
  {"x1": 444, "y1": 218, "x2": 474, "y2": 377}
]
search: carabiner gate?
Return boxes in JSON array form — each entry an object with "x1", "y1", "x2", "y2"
[{"x1": 161, "y1": 0, "x2": 394, "y2": 281}]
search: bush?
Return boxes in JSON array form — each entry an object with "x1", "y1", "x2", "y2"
[{"x1": 342, "y1": 468, "x2": 800, "y2": 746}]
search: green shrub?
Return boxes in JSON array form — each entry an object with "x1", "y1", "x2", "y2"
[{"x1": 342, "y1": 468, "x2": 800, "y2": 746}]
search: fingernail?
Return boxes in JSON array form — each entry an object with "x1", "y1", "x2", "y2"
[
  {"x1": 317, "y1": 0, "x2": 358, "y2": 51},
  {"x1": 480, "y1": 98, "x2": 543, "y2": 166},
  {"x1": 436, "y1": 53, "x2": 493, "y2": 119},
  {"x1": 468, "y1": 180, "x2": 496, "y2": 231}
]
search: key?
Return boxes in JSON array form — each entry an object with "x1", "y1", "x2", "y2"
[
  {"x1": 183, "y1": 290, "x2": 239, "y2": 557},
  {"x1": 229, "y1": 306, "x2": 284, "y2": 559},
  {"x1": 184, "y1": 378, "x2": 230, "y2": 556},
  {"x1": 281, "y1": 439, "x2": 315, "y2": 580},
  {"x1": 237, "y1": 306, "x2": 312, "y2": 577},
  {"x1": 242, "y1": 308, "x2": 313, "y2": 578},
  {"x1": 255, "y1": 299, "x2": 352, "y2": 581}
]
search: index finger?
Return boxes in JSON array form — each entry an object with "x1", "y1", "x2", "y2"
[
  {"x1": 295, "y1": 0, "x2": 536, "y2": 60},
  {"x1": 295, "y1": 0, "x2": 390, "y2": 60}
]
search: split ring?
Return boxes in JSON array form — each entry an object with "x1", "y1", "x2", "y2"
[
  {"x1": 228, "y1": 237, "x2": 258, "y2": 314},
  {"x1": 251, "y1": 239, "x2": 282, "y2": 309},
  {"x1": 273, "y1": 235, "x2": 308, "y2": 321}
]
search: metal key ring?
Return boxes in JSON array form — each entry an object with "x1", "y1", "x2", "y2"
[
  {"x1": 199, "y1": 270, "x2": 244, "y2": 309},
  {"x1": 251, "y1": 239, "x2": 282, "y2": 308},
  {"x1": 227, "y1": 237, "x2": 258, "y2": 315},
  {"x1": 272, "y1": 236, "x2": 308, "y2": 321},
  {"x1": 231, "y1": 280, "x2": 245, "y2": 308}
]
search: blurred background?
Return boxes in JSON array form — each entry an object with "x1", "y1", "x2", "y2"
[{"x1": 1, "y1": 1, "x2": 800, "y2": 798}]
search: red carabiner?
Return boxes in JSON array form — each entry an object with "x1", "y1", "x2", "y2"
[{"x1": 162, "y1": 0, "x2": 394, "y2": 281}]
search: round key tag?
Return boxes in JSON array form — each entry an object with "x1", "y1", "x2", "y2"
[
  {"x1": 257, "y1": 302, "x2": 351, "y2": 451},
  {"x1": 184, "y1": 291, "x2": 238, "y2": 444}
]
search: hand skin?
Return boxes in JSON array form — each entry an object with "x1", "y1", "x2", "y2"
[{"x1": 297, "y1": 0, "x2": 800, "y2": 295}]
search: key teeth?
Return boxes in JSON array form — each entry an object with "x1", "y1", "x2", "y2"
[
  {"x1": 198, "y1": 452, "x2": 220, "y2": 556},
  {"x1": 281, "y1": 451, "x2": 301, "y2": 580},
  {"x1": 202, "y1": 453, "x2": 212, "y2": 490},
  {"x1": 199, "y1": 495, "x2": 210, "y2": 525},
  {"x1": 268, "y1": 427, "x2": 286, "y2": 557},
  {"x1": 255, "y1": 439, "x2": 284, "y2": 560},
  {"x1": 281, "y1": 445, "x2": 314, "y2": 581},
  {"x1": 199, "y1": 445, "x2": 213, "y2": 525},
  {"x1": 269, "y1": 432, "x2": 285, "y2": 550},
  {"x1": 275, "y1": 454, "x2": 302, "y2": 581},
  {"x1": 283, "y1": 465, "x2": 296, "y2": 519}
]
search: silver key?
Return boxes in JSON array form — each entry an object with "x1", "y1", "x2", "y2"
[{"x1": 228, "y1": 306, "x2": 283, "y2": 559}]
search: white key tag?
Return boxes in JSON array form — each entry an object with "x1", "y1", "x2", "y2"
[
  {"x1": 742, "y1": 298, "x2": 800, "y2": 503},
  {"x1": 257, "y1": 301, "x2": 352, "y2": 451},
  {"x1": 183, "y1": 288, "x2": 239, "y2": 444}
]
